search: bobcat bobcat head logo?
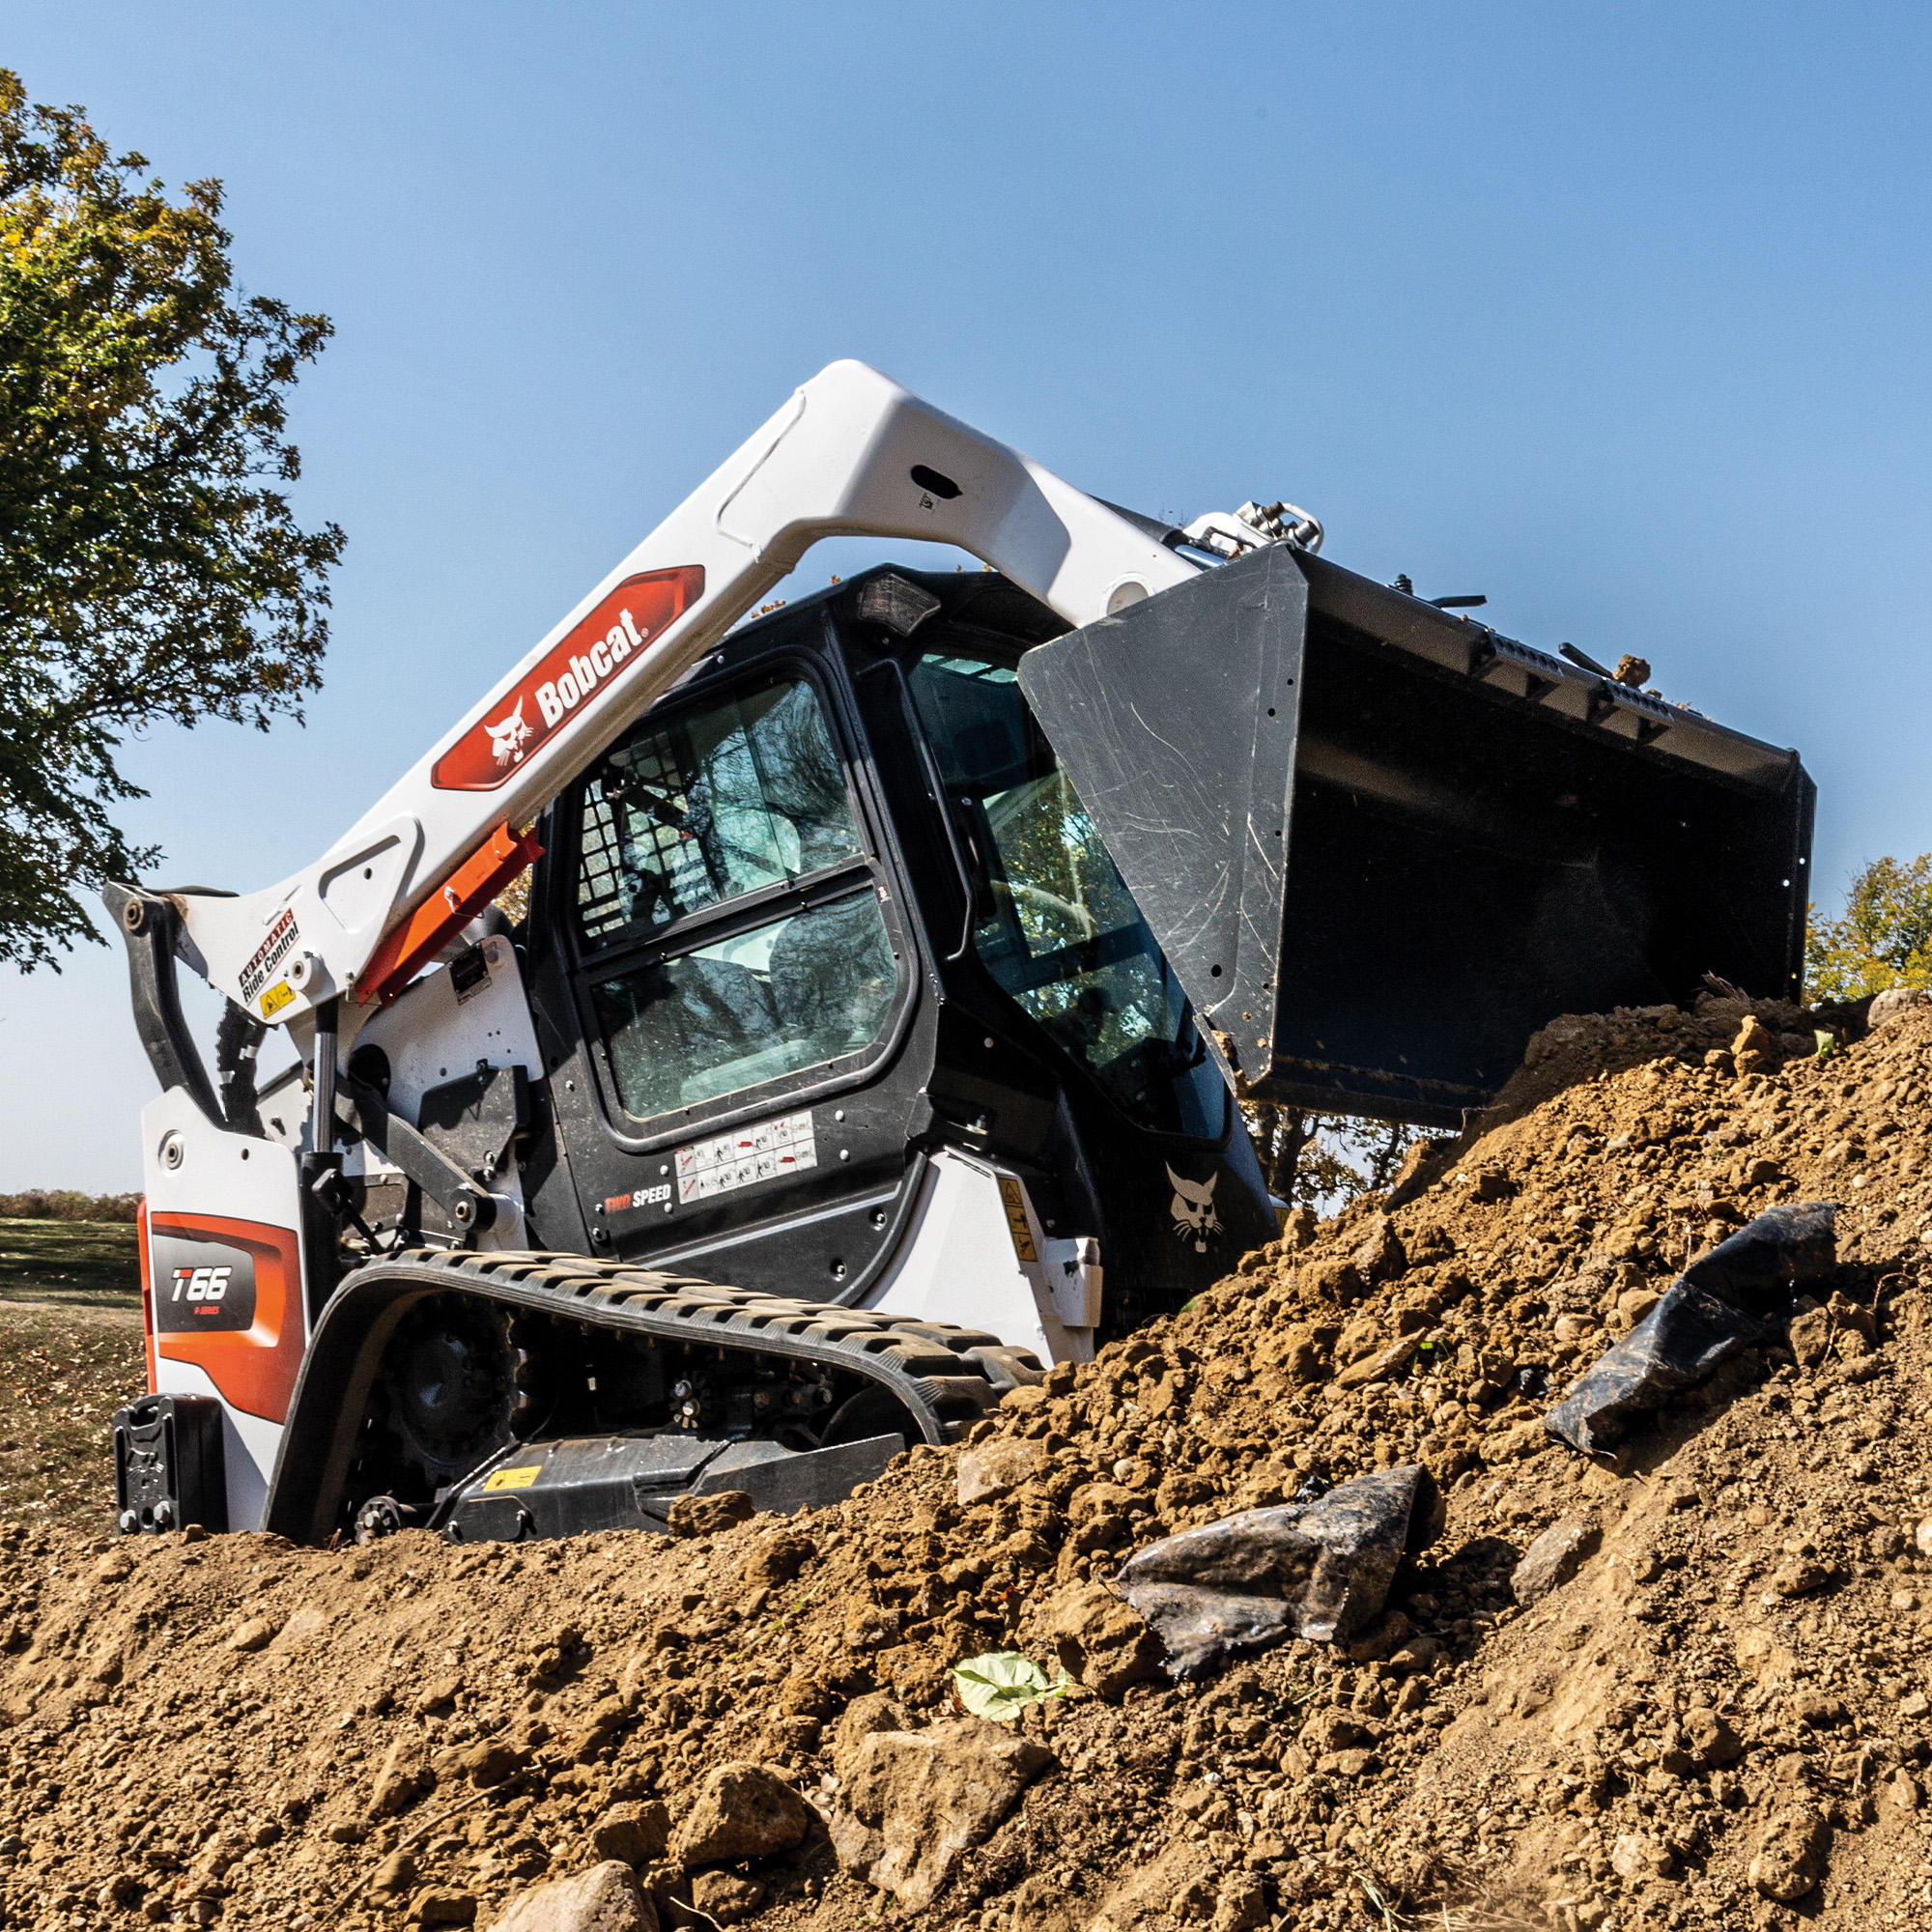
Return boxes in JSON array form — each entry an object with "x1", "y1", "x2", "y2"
[
  {"x1": 486, "y1": 697, "x2": 532, "y2": 769},
  {"x1": 1167, "y1": 1165, "x2": 1222, "y2": 1254}
]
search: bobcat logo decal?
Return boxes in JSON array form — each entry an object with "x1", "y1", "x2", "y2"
[
  {"x1": 1167, "y1": 1165, "x2": 1222, "y2": 1254},
  {"x1": 485, "y1": 697, "x2": 533, "y2": 769}
]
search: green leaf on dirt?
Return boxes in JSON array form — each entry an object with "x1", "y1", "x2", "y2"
[{"x1": 952, "y1": 1651, "x2": 1071, "y2": 1722}]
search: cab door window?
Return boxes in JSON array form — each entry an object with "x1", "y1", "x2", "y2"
[{"x1": 573, "y1": 672, "x2": 900, "y2": 1125}]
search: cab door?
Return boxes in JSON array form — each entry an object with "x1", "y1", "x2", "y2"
[{"x1": 526, "y1": 644, "x2": 935, "y2": 1295}]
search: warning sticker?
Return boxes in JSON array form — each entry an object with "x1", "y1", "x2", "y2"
[
  {"x1": 259, "y1": 980, "x2": 295, "y2": 1019},
  {"x1": 998, "y1": 1176, "x2": 1038, "y2": 1263},
  {"x1": 482, "y1": 1464, "x2": 542, "y2": 1492},
  {"x1": 675, "y1": 1110, "x2": 817, "y2": 1205}
]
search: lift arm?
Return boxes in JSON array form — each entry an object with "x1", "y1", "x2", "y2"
[{"x1": 167, "y1": 359, "x2": 1211, "y2": 1034}]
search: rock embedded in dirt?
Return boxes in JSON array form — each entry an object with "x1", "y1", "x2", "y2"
[
  {"x1": 227, "y1": 1614, "x2": 278, "y2": 1653},
  {"x1": 1117, "y1": 1463, "x2": 1441, "y2": 1670},
  {"x1": 1040, "y1": 1580, "x2": 1162, "y2": 1696},
  {"x1": 370, "y1": 1735, "x2": 436, "y2": 1818},
  {"x1": 1868, "y1": 985, "x2": 1927, "y2": 1028},
  {"x1": 666, "y1": 1491, "x2": 755, "y2": 1538},
  {"x1": 488, "y1": 1861, "x2": 657, "y2": 1932},
  {"x1": 830, "y1": 1718, "x2": 1053, "y2": 1912},
  {"x1": 1747, "y1": 1805, "x2": 1831, "y2": 1902},
  {"x1": 1510, "y1": 1516, "x2": 1600, "y2": 1603},
  {"x1": 586, "y1": 1799, "x2": 668, "y2": 1865},
  {"x1": 671, "y1": 1761, "x2": 812, "y2": 1867},
  {"x1": 690, "y1": 1870, "x2": 764, "y2": 1925},
  {"x1": 410, "y1": 1888, "x2": 480, "y2": 1928},
  {"x1": 955, "y1": 1435, "x2": 1045, "y2": 1507}
]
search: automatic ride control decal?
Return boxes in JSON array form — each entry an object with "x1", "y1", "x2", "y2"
[
  {"x1": 432, "y1": 566, "x2": 706, "y2": 792},
  {"x1": 674, "y1": 1110, "x2": 816, "y2": 1205},
  {"x1": 240, "y1": 908, "x2": 300, "y2": 1010}
]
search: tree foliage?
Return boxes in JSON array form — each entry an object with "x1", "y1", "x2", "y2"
[
  {"x1": 1804, "y1": 853, "x2": 1932, "y2": 1004},
  {"x1": 1243, "y1": 1097, "x2": 1425, "y2": 1214},
  {"x1": 0, "y1": 71, "x2": 342, "y2": 967}
]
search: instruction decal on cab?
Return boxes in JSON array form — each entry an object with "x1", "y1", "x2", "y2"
[
  {"x1": 431, "y1": 566, "x2": 706, "y2": 792},
  {"x1": 674, "y1": 1111, "x2": 816, "y2": 1204}
]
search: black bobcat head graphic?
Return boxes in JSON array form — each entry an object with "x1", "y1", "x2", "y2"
[{"x1": 1166, "y1": 1165, "x2": 1222, "y2": 1254}]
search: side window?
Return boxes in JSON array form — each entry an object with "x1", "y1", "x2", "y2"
[
  {"x1": 573, "y1": 673, "x2": 901, "y2": 1126},
  {"x1": 577, "y1": 677, "x2": 863, "y2": 949}
]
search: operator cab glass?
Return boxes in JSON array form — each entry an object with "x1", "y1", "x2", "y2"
[
  {"x1": 573, "y1": 674, "x2": 898, "y2": 1122},
  {"x1": 906, "y1": 652, "x2": 1226, "y2": 1140}
]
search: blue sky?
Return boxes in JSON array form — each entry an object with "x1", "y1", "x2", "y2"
[{"x1": 6, "y1": 2, "x2": 1931, "y2": 1188}]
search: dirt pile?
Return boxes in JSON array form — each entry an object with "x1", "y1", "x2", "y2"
[{"x1": 9, "y1": 990, "x2": 1932, "y2": 1930}]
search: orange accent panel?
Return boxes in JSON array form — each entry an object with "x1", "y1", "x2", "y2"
[
  {"x1": 138, "y1": 1196, "x2": 157, "y2": 1396},
  {"x1": 152, "y1": 1212, "x2": 306, "y2": 1424},
  {"x1": 355, "y1": 820, "x2": 544, "y2": 1008}
]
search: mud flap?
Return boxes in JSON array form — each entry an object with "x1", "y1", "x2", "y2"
[{"x1": 1019, "y1": 545, "x2": 1814, "y2": 1124}]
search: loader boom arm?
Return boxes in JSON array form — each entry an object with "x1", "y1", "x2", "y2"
[{"x1": 175, "y1": 360, "x2": 1204, "y2": 1031}]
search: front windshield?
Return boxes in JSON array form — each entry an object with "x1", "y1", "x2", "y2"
[{"x1": 906, "y1": 651, "x2": 1226, "y2": 1139}]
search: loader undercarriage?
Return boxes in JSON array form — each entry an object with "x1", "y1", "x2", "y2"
[{"x1": 266, "y1": 1248, "x2": 1041, "y2": 1546}]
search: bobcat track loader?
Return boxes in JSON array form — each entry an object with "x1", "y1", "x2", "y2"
[{"x1": 106, "y1": 362, "x2": 1814, "y2": 1546}]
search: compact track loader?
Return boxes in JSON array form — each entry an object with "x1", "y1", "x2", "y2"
[{"x1": 107, "y1": 362, "x2": 1814, "y2": 1546}]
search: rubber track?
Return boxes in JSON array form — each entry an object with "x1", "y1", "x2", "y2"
[{"x1": 337, "y1": 1247, "x2": 1043, "y2": 1446}]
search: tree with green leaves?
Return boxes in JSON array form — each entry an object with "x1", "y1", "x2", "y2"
[
  {"x1": 0, "y1": 71, "x2": 342, "y2": 968},
  {"x1": 1804, "y1": 853, "x2": 1932, "y2": 1004}
]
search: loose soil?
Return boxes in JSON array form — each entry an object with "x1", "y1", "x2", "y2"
[{"x1": 8, "y1": 994, "x2": 1932, "y2": 1931}]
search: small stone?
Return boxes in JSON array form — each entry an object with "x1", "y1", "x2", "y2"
[
  {"x1": 405, "y1": 1888, "x2": 477, "y2": 1929},
  {"x1": 488, "y1": 1861, "x2": 656, "y2": 1932},
  {"x1": 1208, "y1": 1870, "x2": 1269, "y2": 1932},
  {"x1": 739, "y1": 1529, "x2": 813, "y2": 1590},
  {"x1": 1748, "y1": 1806, "x2": 1830, "y2": 1902},
  {"x1": 1684, "y1": 1706, "x2": 1746, "y2": 1768},
  {"x1": 228, "y1": 1616, "x2": 277, "y2": 1654},
  {"x1": 1868, "y1": 986, "x2": 1928, "y2": 1029},
  {"x1": 1350, "y1": 1215, "x2": 1407, "y2": 1285},
  {"x1": 1732, "y1": 1014, "x2": 1776, "y2": 1075},
  {"x1": 1040, "y1": 1580, "x2": 1162, "y2": 1697},
  {"x1": 1610, "y1": 1833, "x2": 1672, "y2": 1881},
  {"x1": 370, "y1": 1737, "x2": 435, "y2": 1818},
  {"x1": 1511, "y1": 1518, "x2": 1600, "y2": 1604},
  {"x1": 667, "y1": 1492, "x2": 755, "y2": 1538},
  {"x1": 372, "y1": 1851, "x2": 417, "y2": 1895},
  {"x1": 1772, "y1": 1556, "x2": 1834, "y2": 1598},
  {"x1": 1612, "y1": 653, "x2": 1651, "y2": 688},
  {"x1": 672, "y1": 1761, "x2": 813, "y2": 1866},
  {"x1": 414, "y1": 1672, "x2": 465, "y2": 1714},
  {"x1": 955, "y1": 1436, "x2": 1046, "y2": 1507},
  {"x1": 457, "y1": 1736, "x2": 530, "y2": 1787},
  {"x1": 690, "y1": 1872, "x2": 763, "y2": 1926},
  {"x1": 587, "y1": 1800, "x2": 669, "y2": 1866},
  {"x1": 1914, "y1": 1517, "x2": 1932, "y2": 1558}
]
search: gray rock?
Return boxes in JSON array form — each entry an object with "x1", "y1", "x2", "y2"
[
  {"x1": 1511, "y1": 1518, "x2": 1600, "y2": 1604},
  {"x1": 829, "y1": 1719, "x2": 1052, "y2": 1913},
  {"x1": 955, "y1": 1436, "x2": 1045, "y2": 1507},
  {"x1": 487, "y1": 1862, "x2": 656, "y2": 1932},
  {"x1": 1115, "y1": 1464, "x2": 1441, "y2": 1673},
  {"x1": 672, "y1": 1762, "x2": 812, "y2": 1867},
  {"x1": 1868, "y1": 985, "x2": 1927, "y2": 1029}
]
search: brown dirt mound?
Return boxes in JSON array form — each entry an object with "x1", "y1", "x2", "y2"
[{"x1": 7, "y1": 993, "x2": 1932, "y2": 1931}]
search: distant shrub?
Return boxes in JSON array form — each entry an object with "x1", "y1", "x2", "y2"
[{"x1": 0, "y1": 1190, "x2": 140, "y2": 1223}]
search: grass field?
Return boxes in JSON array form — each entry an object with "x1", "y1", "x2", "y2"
[
  {"x1": 0, "y1": 1216, "x2": 140, "y2": 1309},
  {"x1": 0, "y1": 1219, "x2": 144, "y2": 1529}
]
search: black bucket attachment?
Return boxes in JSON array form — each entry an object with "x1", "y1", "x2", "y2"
[{"x1": 1018, "y1": 544, "x2": 1813, "y2": 1126}]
